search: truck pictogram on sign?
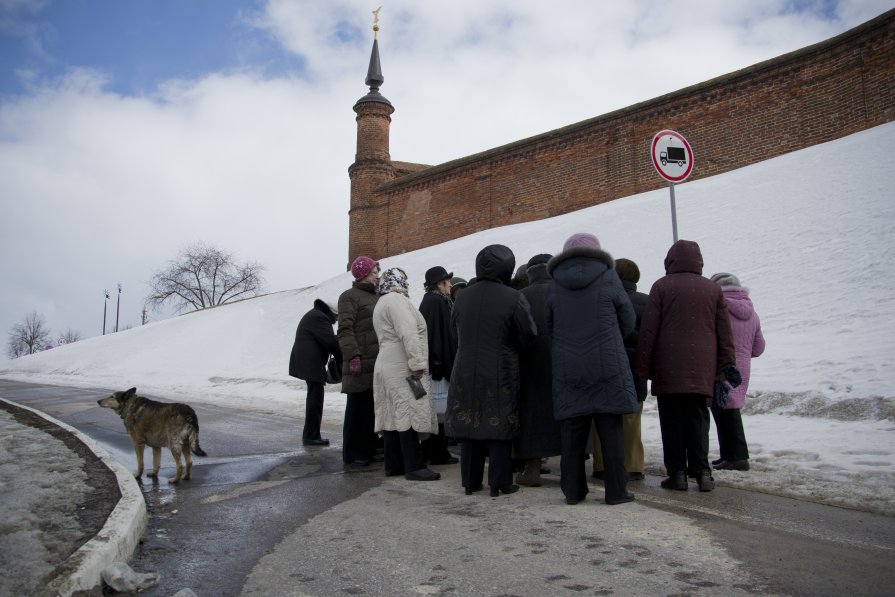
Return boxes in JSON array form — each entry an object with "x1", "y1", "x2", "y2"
[{"x1": 660, "y1": 146, "x2": 687, "y2": 167}]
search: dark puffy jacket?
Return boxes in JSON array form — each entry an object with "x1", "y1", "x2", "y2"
[
  {"x1": 445, "y1": 245, "x2": 537, "y2": 441},
  {"x1": 337, "y1": 281, "x2": 380, "y2": 393},
  {"x1": 634, "y1": 240, "x2": 735, "y2": 398},
  {"x1": 622, "y1": 279, "x2": 649, "y2": 401},
  {"x1": 547, "y1": 247, "x2": 638, "y2": 419},
  {"x1": 418, "y1": 290, "x2": 458, "y2": 381},
  {"x1": 289, "y1": 299, "x2": 340, "y2": 383},
  {"x1": 515, "y1": 262, "x2": 562, "y2": 458}
]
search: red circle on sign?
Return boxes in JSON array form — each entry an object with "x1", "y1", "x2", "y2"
[{"x1": 651, "y1": 130, "x2": 694, "y2": 183}]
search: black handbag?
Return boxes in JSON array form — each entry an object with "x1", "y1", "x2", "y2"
[{"x1": 325, "y1": 355, "x2": 342, "y2": 384}]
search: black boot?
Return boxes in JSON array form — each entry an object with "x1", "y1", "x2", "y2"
[{"x1": 660, "y1": 470, "x2": 688, "y2": 490}]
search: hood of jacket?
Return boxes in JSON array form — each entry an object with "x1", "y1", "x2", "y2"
[
  {"x1": 313, "y1": 298, "x2": 337, "y2": 324},
  {"x1": 721, "y1": 287, "x2": 755, "y2": 321},
  {"x1": 664, "y1": 240, "x2": 704, "y2": 275},
  {"x1": 526, "y1": 262, "x2": 551, "y2": 285},
  {"x1": 475, "y1": 244, "x2": 515, "y2": 284},
  {"x1": 547, "y1": 247, "x2": 614, "y2": 290}
]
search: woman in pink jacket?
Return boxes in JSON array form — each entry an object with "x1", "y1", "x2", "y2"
[{"x1": 710, "y1": 273, "x2": 766, "y2": 471}]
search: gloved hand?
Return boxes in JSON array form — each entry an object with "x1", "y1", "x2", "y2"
[
  {"x1": 349, "y1": 355, "x2": 362, "y2": 377},
  {"x1": 722, "y1": 365, "x2": 742, "y2": 388}
]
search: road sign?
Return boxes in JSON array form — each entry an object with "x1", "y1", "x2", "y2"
[{"x1": 651, "y1": 130, "x2": 694, "y2": 183}]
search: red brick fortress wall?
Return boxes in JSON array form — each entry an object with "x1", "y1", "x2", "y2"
[{"x1": 351, "y1": 10, "x2": 895, "y2": 260}]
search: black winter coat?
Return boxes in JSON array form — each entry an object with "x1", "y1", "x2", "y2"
[
  {"x1": 547, "y1": 247, "x2": 638, "y2": 419},
  {"x1": 622, "y1": 279, "x2": 649, "y2": 402},
  {"x1": 337, "y1": 282, "x2": 380, "y2": 393},
  {"x1": 515, "y1": 263, "x2": 562, "y2": 459},
  {"x1": 418, "y1": 290, "x2": 457, "y2": 381},
  {"x1": 445, "y1": 245, "x2": 537, "y2": 441},
  {"x1": 289, "y1": 299, "x2": 341, "y2": 383}
]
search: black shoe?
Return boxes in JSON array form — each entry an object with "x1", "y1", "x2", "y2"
[
  {"x1": 384, "y1": 469, "x2": 405, "y2": 477},
  {"x1": 370, "y1": 454, "x2": 385, "y2": 463},
  {"x1": 660, "y1": 471, "x2": 688, "y2": 490},
  {"x1": 430, "y1": 456, "x2": 459, "y2": 465},
  {"x1": 489, "y1": 484, "x2": 519, "y2": 497},
  {"x1": 464, "y1": 483, "x2": 484, "y2": 495},
  {"x1": 591, "y1": 470, "x2": 605, "y2": 480},
  {"x1": 627, "y1": 472, "x2": 645, "y2": 481},
  {"x1": 344, "y1": 459, "x2": 371, "y2": 470},
  {"x1": 405, "y1": 468, "x2": 441, "y2": 481},
  {"x1": 711, "y1": 457, "x2": 724, "y2": 466},
  {"x1": 697, "y1": 471, "x2": 715, "y2": 492},
  {"x1": 714, "y1": 459, "x2": 750, "y2": 471},
  {"x1": 605, "y1": 492, "x2": 636, "y2": 505},
  {"x1": 565, "y1": 497, "x2": 582, "y2": 505},
  {"x1": 302, "y1": 438, "x2": 330, "y2": 446}
]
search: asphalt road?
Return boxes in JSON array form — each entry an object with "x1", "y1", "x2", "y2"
[{"x1": 2, "y1": 379, "x2": 893, "y2": 596}]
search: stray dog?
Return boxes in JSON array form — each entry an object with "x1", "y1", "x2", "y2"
[{"x1": 97, "y1": 387, "x2": 207, "y2": 483}]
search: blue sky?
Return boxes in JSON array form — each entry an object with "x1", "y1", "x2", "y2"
[
  {"x1": 0, "y1": 1, "x2": 891, "y2": 345},
  {"x1": 0, "y1": 0, "x2": 305, "y2": 96}
]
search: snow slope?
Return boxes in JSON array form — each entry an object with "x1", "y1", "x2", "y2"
[{"x1": 3, "y1": 122, "x2": 894, "y2": 515}]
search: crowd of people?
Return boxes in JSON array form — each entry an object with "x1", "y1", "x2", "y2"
[{"x1": 288, "y1": 234, "x2": 765, "y2": 505}]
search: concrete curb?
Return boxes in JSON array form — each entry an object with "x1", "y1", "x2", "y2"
[{"x1": 1, "y1": 399, "x2": 147, "y2": 597}]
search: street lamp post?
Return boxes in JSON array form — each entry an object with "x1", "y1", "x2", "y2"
[
  {"x1": 103, "y1": 290, "x2": 110, "y2": 335},
  {"x1": 115, "y1": 283, "x2": 122, "y2": 333}
]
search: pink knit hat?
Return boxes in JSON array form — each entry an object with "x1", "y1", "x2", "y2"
[
  {"x1": 351, "y1": 256, "x2": 379, "y2": 281},
  {"x1": 562, "y1": 232, "x2": 601, "y2": 252}
]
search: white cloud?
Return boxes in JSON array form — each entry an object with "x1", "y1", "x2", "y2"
[{"x1": 1, "y1": 1, "x2": 891, "y2": 341}]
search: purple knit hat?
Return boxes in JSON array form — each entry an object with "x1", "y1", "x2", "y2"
[
  {"x1": 351, "y1": 256, "x2": 379, "y2": 281},
  {"x1": 562, "y1": 232, "x2": 601, "y2": 253}
]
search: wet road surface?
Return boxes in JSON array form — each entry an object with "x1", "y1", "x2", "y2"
[{"x1": 2, "y1": 379, "x2": 893, "y2": 596}]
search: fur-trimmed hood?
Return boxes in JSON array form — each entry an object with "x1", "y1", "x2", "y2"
[{"x1": 547, "y1": 246, "x2": 614, "y2": 290}]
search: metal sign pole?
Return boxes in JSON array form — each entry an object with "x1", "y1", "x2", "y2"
[{"x1": 668, "y1": 182, "x2": 679, "y2": 242}]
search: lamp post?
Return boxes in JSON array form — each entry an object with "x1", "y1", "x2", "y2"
[
  {"x1": 103, "y1": 290, "x2": 110, "y2": 335},
  {"x1": 115, "y1": 283, "x2": 122, "y2": 333}
]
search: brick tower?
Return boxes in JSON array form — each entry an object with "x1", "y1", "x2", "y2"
[{"x1": 348, "y1": 15, "x2": 395, "y2": 264}]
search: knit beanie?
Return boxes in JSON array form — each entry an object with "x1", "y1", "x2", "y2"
[
  {"x1": 562, "y1": 232, "x2": 601, "y2": 253},
  {"x1": 710, "y1": 272, "x2": 741, "y2": 287},
  {"x1": 351, "y1": 256, "x2": 378, "y2": 281},
  {"x1": 615, "y1": 258, "x2": 641, "y2": 283},
  {"x1": 527, "y1": 253, "x2": 552, "y2": 270}
]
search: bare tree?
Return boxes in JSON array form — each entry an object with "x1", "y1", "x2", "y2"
[
  {"x1": 8, "y1": 311, "x2": 52, "y2": 357},
  {"x1": 146, "y1": 243, "x2": 266, "y2": 313},
  {"x1": 6, "y1": 335, "x2": 26, "y2": 359},
  {"x1": 61, "y1": 329, "x2": 82, "y2": 344}
]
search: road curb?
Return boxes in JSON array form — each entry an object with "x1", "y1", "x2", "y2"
[{"x1": 0, "y1": 398, "x2": 147, "y2": 597}]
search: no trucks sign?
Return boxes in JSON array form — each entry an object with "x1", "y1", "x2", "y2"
[
  {"x1": 650, "y1": 129, "x2": 695, "y2": 242},
  {"x1": 651, "y1": 130, "x2": 694, "y2": 183}
]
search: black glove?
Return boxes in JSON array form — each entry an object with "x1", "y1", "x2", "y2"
[{"x1": 722, "y1": 365, "x2": 742, "y2": 388}]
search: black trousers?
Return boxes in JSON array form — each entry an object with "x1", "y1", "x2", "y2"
[
  {"x1": 383, "y1": 429, "x2": 427, "y2": 475},
  {"x1": 657, "y1": 394, "x2": 710, "y2": 476},
  {"x1": 711, "y1": 406, "x2": 750, "y2": 461},
  {"x1": 302, "y1": 381, "x2": 325, "y2": 441},
  {"x1": 459, "y1": 439, "x2": 513, "y2": 490},
  {"x1": 560, "y1": 413, "x2": 627, "y2": 502},
  {"x1": 421, "y1": 423, "x2": 453, "y2": 464},
  {"x1": 342, "y1": 390, "x2": 378, "y2": 463}
]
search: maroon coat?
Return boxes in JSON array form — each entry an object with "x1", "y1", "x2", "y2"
[{"x1": 634, "y1": 240, "x2": 735, "y2": 398}]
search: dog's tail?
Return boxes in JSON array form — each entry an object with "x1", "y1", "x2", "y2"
[
  {"x1": 176, "y1": 404, "x2": 208, "y2": 457},
  {"x1": 191, "y1": 441, "x2": 208, "y2": 457}
]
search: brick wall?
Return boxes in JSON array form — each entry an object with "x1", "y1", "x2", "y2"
[{"x1": 349, "y1": 9, "x2": 895, "y2": 261}]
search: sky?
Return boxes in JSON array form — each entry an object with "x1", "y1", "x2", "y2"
[
  {"x1": 3, "y1": 121, "x2": 894, "y2": 518},
  {"x1": 1, "y1": 0, "x2": 892, "y2": 344}
]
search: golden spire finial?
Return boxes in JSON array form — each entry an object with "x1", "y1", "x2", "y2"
[{"x1": 372, "y1": 6, "x2": 382, "y2": 39}]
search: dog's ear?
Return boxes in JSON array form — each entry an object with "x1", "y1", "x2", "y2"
[{"x1": 124, "y1": 387, "x2": 137, "y2": 397}]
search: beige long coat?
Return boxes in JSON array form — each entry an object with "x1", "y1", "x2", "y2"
[{"x1": 372, "y1": 292, "x2": 438, "y2": 434}]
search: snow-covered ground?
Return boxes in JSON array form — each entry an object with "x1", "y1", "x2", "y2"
[{"x1": 2, "y1": 122, "x2": 894, "y2": 516}]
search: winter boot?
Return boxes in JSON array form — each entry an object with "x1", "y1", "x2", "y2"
[{"x1": 516, "y1": 459, "x2": 542, "y2": 487}]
